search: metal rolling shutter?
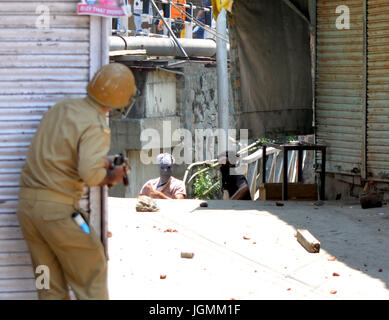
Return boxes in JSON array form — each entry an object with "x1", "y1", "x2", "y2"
[
  {"x1": 0, "y1": 1, "x2": 90, "y2": 299},
  {"x1": 316, "y1": 0, "x2": 365, "y2": 175},
  {"x1": 366, "y1": 0, "x2": 389, "y2": 180}
]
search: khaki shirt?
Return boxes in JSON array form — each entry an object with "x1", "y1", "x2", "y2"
[{"x1": 20, "y1": 97, "x2": 110, "y2": 201}]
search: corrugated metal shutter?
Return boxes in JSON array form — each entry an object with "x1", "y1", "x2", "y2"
[
  {"x1": 366, "y1": 0, "x2": 389, "y2": 180},
  {"x1": 315, "y1": 0, "x2": 365, "y2": 175},
  {"x1": 0, "y1": 1, "x2": 90, "y2": 299}
]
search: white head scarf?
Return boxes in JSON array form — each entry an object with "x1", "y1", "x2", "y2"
[{"x1": 156, "y1": 153, "x2": 175, "y2": 166}]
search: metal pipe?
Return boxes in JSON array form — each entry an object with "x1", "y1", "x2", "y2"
[
  {"x1": 110, "y1": 36, "x2": 217, "y2": 57},
  {"x1": 216, "y1": 8, "x2": 229, "y2": 153}
]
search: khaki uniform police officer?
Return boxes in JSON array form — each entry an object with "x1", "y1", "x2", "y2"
[{"x1": 17, "y1": 63, "x2": 136, "y2": 300}]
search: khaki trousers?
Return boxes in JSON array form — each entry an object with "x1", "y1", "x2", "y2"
[{"x1": 17, "y1": 189, "x2": 108, "y2": 300}]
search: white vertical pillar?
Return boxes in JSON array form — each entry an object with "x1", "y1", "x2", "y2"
[
  {"x1": 120, "y1": 16, "x2": 128, "y2": 36},
  {"x1": 216, "y1": 8, "x2": 229, "y2": 154}
]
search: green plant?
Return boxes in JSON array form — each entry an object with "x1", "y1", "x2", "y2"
[
  {"x1": 258, "y1": 136, "x2": 298, "y2": 144},
  {"x1": 192, "y1": 168, "x2": 221, "y2": 200}
]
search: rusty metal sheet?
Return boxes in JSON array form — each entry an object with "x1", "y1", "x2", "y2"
[
  {"x1": 316, "y1": 0, "x2": 364, "y2": 175},
  {"x1": 367, "y1": 0, "x2": 389, "y2": 180}
]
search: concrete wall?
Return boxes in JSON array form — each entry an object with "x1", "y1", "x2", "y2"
[
  {"x1": 109, "y1": 62, "x2": 389, "y2": 202},
  {"x1": 109, "y1": 68, "x2": 186, "y2": 198},
  {"x1": 177, "y1": 63, "x2": 236, "y2": 161},
  {"x1": 324, "y1": 173, "x2": 389, "y2": 202},
  {"x1": 109, "y1": 62, "x2": 234, "y2": 198}
]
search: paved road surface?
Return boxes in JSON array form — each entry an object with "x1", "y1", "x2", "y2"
[{"x1": 107, "y1": 198, "x2": 389, "y2": 300}]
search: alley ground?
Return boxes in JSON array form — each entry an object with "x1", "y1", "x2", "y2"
[{"x1": 107, "y1": 198, "x2": 389, "y2": 300}]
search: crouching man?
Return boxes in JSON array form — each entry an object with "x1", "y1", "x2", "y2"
[{"x1": 139, "y1": 153, "x2": 186, "y2": 199}]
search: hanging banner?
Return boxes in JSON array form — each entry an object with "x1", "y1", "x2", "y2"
[
  {"x1": 77, "y1": 0, "x2": 132, "y2": 17},
  {"x1": 230, "y1": 0, "x2": 313, "y2": 138}
]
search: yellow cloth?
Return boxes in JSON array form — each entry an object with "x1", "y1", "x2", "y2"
[
  {"x1": 211, "y1": 0, "x2": 234, "y2": 20},
  {"x1": 20, "y1": 97, "x2": 110, "y2": 201}
]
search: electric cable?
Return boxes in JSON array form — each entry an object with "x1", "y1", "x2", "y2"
[
  {"x1": 167, "y1": 0, "x2": 229, "y2": 42},
  {"x1": 114, "y1": 1, "x2": 229, "y2": 43}
]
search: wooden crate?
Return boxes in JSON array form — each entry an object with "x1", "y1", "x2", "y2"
[{"x1": 258, "y1": 183, "x2": 318, "y2": 201}]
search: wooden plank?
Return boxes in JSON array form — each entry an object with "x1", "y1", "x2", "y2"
[
  {"x1": 114, "y1": 55, "x2": 149, "y2": 61},
  {"x1": 109, "y1": 49, "x2": 147, "y2": 57},
  {"x1": 296, "y1": 229, "x2": 321, "y2": 253}
]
